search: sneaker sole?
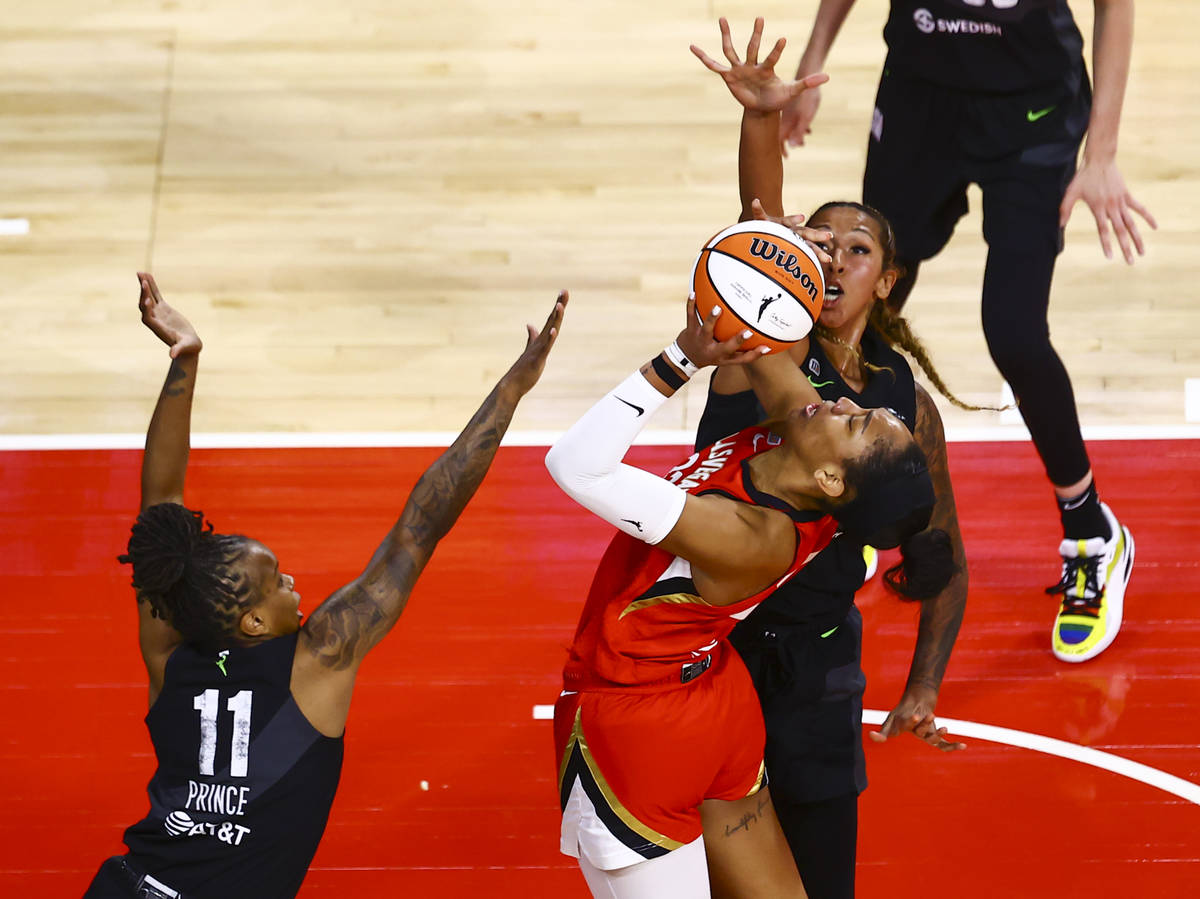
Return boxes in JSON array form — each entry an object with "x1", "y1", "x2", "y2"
[{"x1": 1052, "y1": 524, "x2": 1134, "y2": 663}]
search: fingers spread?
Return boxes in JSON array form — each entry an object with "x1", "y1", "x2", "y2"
[
  {"x1": 744, "y1": 16, "x2": 763, "y2": 65},
  {"x1": 690, "y1": 45, "x2": 726, "y2": 74}
]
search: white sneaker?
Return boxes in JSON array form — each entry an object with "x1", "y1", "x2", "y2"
[{"x1": 1048, "y1": 503, "x2": 1134, "y2": 663}]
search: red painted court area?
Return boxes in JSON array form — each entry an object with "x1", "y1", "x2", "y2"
[{"x1": 3, "y1": 439, "x2": 1199, "y2": 897}]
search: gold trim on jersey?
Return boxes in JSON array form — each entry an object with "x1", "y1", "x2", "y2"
[
  {"x1": 745, "y1": 760, "x2": 766, "y2": 797},
  {"x1": 558, "y1": 707, "x2": 685, "y2": 852},
  {"x1": 618, "y1": 591, "x2": 714, "y2": 620}
]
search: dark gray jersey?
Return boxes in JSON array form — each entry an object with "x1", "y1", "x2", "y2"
[
  {"x1": 122, "y1": 633, "x2": 344, "y2": 899},
  {"x1": 883, "y1": 0, "x2": 1085, "y2": 94}
]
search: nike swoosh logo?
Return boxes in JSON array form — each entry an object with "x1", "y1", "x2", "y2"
[
  {"x1": 807, "y1": 376, "x2": 834, "y2": 388},
  {"x1": 1027, "y1": 105, "x2": 1056, "y2": 122},
  {"x1": 621, "y1": 518, "x2": 644, "y2": 533},
  {"x1": 614, "y1": 396, "x2": 644, "y2": 417}
]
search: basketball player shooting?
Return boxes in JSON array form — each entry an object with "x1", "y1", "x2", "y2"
[{"x1": 83, "y1": 275, "x2": 565, "y2": 899}]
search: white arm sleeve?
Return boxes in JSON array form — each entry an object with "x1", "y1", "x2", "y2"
[{"x1": 545, "y1": 370, "x2": 688, "y2": 545}]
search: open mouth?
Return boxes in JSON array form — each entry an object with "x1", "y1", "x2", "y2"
[{"x1": 823, "y1": 284, "x2": 843, "y2": 306}]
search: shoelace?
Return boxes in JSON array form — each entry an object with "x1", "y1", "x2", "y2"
[{"x1": 1045, "y1": 555, "x2": 1103, "y2": 611}]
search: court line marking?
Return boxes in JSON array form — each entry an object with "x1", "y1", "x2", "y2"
[
  {"x1": 531, "y1": 704, "x2": 1200, "y2": 806},
  {"x1": 1186, "y1": 379, "x2": 1200, "y2": 422},
  {"x1": 0, "y1": 218, "x2": 30, "y2": 236},
  {"x1": 4, "y1": 424, "x2": 1200, "y2": 451}
]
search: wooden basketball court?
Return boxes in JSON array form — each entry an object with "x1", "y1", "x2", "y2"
[{"x1": 2, "y1": 1, "x2": 1198, "y2": 896}]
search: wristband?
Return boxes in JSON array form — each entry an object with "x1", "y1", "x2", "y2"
[
  {"x1": 651, "y1": 353, "x2": 687, "y2": 391},
  {"x1": 663, "y1": 340, "x2": 700, "y2": 377}
]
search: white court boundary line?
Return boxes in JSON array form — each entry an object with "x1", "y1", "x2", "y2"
[
  {"x1": 532, "y1": 704, "x2": 1200, "y2": 806},
  {"x1": 4, "y1": 424, "x2": 1200, "y2": 451}
]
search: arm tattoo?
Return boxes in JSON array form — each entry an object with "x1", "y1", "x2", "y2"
[
  {"x1": 163, "y1": 358, "x2": 189, "y2": 396},
  {"x1": 302, "y1": 582, "x2": 389, "y2": 671},
  {"x1": 304, "y1": 383, "x2": 519, "y2": 669},
  {"x1": 908, "y1": 385, "x2": 968, "y2": 692}
]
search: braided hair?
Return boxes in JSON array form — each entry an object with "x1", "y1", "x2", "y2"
[
  {"x1": 119, "y1": 503, "x2": 254, "y2": 650},
  {"x1": 807, "y1": 201, "x2": 1000, "y2": 412}
]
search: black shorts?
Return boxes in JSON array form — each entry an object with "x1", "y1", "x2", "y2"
[
  {"x1": 862, "y1": 68, "x2": 1091, "y2": 263},
  {"x1": 729, "y1": 606, "x2": 866, "y2": 804}
]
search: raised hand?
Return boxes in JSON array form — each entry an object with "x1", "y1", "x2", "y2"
[
  {"x1": 501, "y1": 289, "x2": 568, "y2": 397},
  {"x1": 137, "y1": 273, "x2": 202, "y2": 358},
  {"x1": 1059, "y1": 159, "x2": 1157, "y2": 264},
  {"x1": 691, "y1": 17, "x2": 828, "y2": 115},
  {"x1": 676, "y1": 294, "x2": 770, "y2": 369},
  {"x1": 869, "y1": 684, "x2": 967, "y2": 753}
]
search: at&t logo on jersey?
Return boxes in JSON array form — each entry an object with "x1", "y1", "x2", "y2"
[{"x1": 163, "y1": 806, "x2": 252, "y2": 847}]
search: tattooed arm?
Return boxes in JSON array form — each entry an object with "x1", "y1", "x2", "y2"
[
  {"x1": 869, "y1": 384, "x2": 968, "y2": 752},
  {"x1": 291, "y1": 292, "x2": 567, "y2": 736},
  {"x1": 136, "y1": 273, "x2": 203, "y2": 512},
  {"x1": 133, "y1": 273, "x2": 203, "y2": 693}
]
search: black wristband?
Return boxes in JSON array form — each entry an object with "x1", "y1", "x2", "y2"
[{"x1": 651, "y1": 353, "x2": 687, "y2": 391}]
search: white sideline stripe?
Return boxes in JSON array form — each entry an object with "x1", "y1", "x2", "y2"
[
  {"x1": 0, "y1": 218, "x2": 30, "y2": 235},
  {"x1": 1186, "y1": 379, "x2": 1200, "y2": 423},
  {"x1": 531, "y1": 703, "x2": 1200, "y2": 805},
  {"x1": 860, "y1": 708, "x2": 1200, "y2": 806},
  {"x1": 4, "y1": 424, "x2": 1200, "y2": 452}
]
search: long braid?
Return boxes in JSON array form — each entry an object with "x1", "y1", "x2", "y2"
[
  {"x1": 119, "y1": 503, "x2": 254, "y2": 650},
  {"x1": 808, "y1": 201, "x2": 1005, "y2": 413},
  {"x1": 867, "y1": 303, "x2": 998, "y2": 411}
]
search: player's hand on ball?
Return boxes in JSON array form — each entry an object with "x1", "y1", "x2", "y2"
[
  {"x1": 137, "y1": 273, "x2": 202, "y2": 358},
  {"x1": 676, "y1": 294, "x2": 770, "y2": 369},
  {"x1": 748, "y1": 199, "x2": 833, "y2": 267}
]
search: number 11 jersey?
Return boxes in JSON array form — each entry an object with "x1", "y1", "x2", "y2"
[{"x1": 122, "y1": 633, "x2": 344, "y2": 899}]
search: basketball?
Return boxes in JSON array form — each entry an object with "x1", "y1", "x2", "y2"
[{"x1": 690, "y1": 220, "x2": 825, "y2": 353}]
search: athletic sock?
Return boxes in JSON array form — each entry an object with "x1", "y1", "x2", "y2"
[{"x1": 1057, "y1": 480, "x2": 1111, "y2": 541}]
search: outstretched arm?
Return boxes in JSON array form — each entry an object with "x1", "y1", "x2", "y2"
[
  {"x1": 692, "y1": 17, "x2": 830, "y2": 397},
  {"x1": 691, "y1": 16, "x2": 828, "y2": 221},
  {"x1": 137, "y1": 273, "x2": 203, "y2": 511},
  {"x1": 870, "y1": 385, "x2": 967, "y2": 752},
  {"x1": 298, "y1": 293, "x2": 566, "y2": 687},
  {"x1": 132, "y1": 273, "x2": 203, "y2": 694},
  {"x1": 1059, "y1": 0, "x2": 1156, "y2": 262}
]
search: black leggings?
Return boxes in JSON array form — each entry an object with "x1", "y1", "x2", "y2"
[
  {"x1": 772, "y1": 792, "x2": 859, "y2": 899},
  {"x1": 891, "y1": 186, "x2": 1091, "y2": 489},
  {"x1": 864, "y1": 71, "x2": 1093, "y2": 488}
]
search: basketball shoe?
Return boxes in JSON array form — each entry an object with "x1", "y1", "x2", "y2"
[{"x1": 1047, "y1": 503, "x2": 1134, "y2": 662}]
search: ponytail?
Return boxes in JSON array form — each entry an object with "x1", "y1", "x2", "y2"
[{"x1": 883, "y1": 527, "x2": 957, "y2": 601}]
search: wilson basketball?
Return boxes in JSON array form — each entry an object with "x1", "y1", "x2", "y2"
[{"x1": 690, "y1": 220, "x2": 825, "y2": 353}]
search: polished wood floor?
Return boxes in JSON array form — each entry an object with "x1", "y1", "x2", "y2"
[{"x1": 1, "y1": 1, "x2": 1197, "y2": 438}]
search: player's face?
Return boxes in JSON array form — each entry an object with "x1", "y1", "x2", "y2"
[
  {"x1": 784, "y1": 397, "x2": 910, "y2": 473},
  {"x1": 238, "y1": 541, "x2": 303, "y2": 636},
  {"x1": 806, "y1": 207, "x2": 896, "y2": 332}
]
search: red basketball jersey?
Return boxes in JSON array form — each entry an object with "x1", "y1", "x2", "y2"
[{"x1": 562, "y1": 427, "x2": 839, "y2": 692}]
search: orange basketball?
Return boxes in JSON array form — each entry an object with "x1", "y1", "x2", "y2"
[{"x1": 689, "y1": 220, "x2": 825, "y2": 353}]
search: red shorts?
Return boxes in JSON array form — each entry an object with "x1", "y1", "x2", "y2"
[{"x1": 554, "y1": 645, "x2": 766, "y2": 870}]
